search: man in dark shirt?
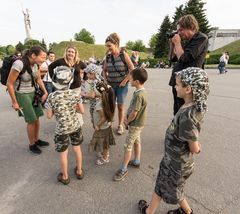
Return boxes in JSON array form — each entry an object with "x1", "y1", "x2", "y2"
[{"x1": 169, "y1": 14, "x2": 208, "y2": 115}]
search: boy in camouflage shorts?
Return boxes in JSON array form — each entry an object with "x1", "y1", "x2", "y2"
[
  {"x1": 138, "y1": 67, "x2": 210, "y2": 214},
  {"x1": 113, "y1": 68, "x2": 148, "y2": 181},
  {"x1": 45, "y1": 66, "x2": 84, "y2": 185}
]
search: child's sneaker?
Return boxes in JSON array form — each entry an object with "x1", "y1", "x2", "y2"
[
  {"x1": 35, "y1": 139, "x2": 49, "y2": 147},
  {"x1": 96, "y1": 157, "x2": 109, "y2": 165},
  {"x1": 128, "y1": 160, "x2": 140, "y2": 168},
  {"x1": 117, "y1": 125, "x2": 124, "y2": 135},
  {"x1": 113, "y1": 169, "x2": 128, "y2": 181},
  {"x1": 29, "y1": 144, "x2": 42, "y2": 155}
]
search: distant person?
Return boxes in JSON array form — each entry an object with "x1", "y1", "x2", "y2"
[
  {"x1": 113, "y1": 68, "x2": 148, "y2": 181},
  {"x1": 169, "y1": 14, "x2": 208, "y2": 115},
  {"x1": 225, "y1": 51, "x2": 229, "y2": 73},
  {"x1": 102, "y1": 33, "x2": 134, "y2": 135},
  {"x1": 45, "y1": 66, "x2": 84, "y2": 185},
  {"x1": 218, "y1": 52, "x2": 227, "y2": 74},
  {"x1": 7, "y1": 46, "x2": 49, "y2": 155},
  {"x1": 88, "y1": 82, "x2": 116, "y2": 165},
  {"x1": 40, "y1": 51, "x2": 56, "y2": 94},
  {"x1": 138, "y1": 67, "x2": 210, "y2": 214}
]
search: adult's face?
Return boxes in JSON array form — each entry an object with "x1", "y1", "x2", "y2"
[
  {"x1": 66, "y1": 48, "x2": 76, "y2": 61},
  {"x1": 177, "y1": 24, "x2": 194, "y2": 41},
  {"x1": 105, "y1": 41, "x2": 118, "y2": 54},
  {"x1": 32, "y1": 51, "x2": 46, "y2": 66}
]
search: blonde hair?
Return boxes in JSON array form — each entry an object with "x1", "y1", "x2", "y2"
[
  {"x1": 105, "y1": 33, "x2": 120, "y2": 47},
  {"x1": 64, "y1": 45, "x2": 80, "y2": 64},
  {"x1": 177, "y1": 14, "x2": 199, "y2": 32}
]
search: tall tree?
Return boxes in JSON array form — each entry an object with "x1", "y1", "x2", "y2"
[
  {"x1": 148, "y1": 34, "x2": 158, "y2": 49},
  {"x1": 126, "y1": 40, "x2": 134, "y2": 50},
  {"x1": 15, "y1": 42, "x2": 25, "y2": 52},
  {"x1": 132, "y1": 40, "x2": 146, "y2": 52},
  {"x1": 171, "y1": 4, "x2": 185, "y2": 30},
  {"x1": 154, "y1": 15, "x2": 172, "y2": 58},
  {"x1": 74, "y1": 28, "x2": 95, "y2": 44},
  {"x1": 184, "y1": 0, "x2": 211, "y2": 35},
  {"x1": 41, "y1": 38, "x2": 47, "y2": 50}
]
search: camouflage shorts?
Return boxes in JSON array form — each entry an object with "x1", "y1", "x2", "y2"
[
  {"x1": 154, "y1": 159, "x2": 193, "y2": 204},
  {"x1": 54, "y1": 128, "x2": 84, "y2": 152},
  {"x1": 124, "y1": 126, "x2": 143, "y2": 151}
]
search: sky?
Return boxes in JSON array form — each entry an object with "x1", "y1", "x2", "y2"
[{"x1": 0, "y1": 0, "x2": 239, "y2": 47}]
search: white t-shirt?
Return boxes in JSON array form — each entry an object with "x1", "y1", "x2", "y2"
[
  {"x1": 41, "y1": 59, "x2": 53, "y2": 82},
  {"x1": 11, "y1": 60, "x2": 39, "y2": 93}
]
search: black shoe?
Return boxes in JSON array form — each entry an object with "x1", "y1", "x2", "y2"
[
  {"x1": 29, "y1": 144, "x2": 42, "y2": 155},
  {"x1": 35, "y1": 139, "x2": 49, "y2": 147}
]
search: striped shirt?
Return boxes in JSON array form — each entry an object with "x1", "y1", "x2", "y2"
[{"x1": 106, "y1": 54, "x2": 128, "y2": 88}]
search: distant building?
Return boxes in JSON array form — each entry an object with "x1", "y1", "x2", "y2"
[{"x1": 208, "y1": 29, "x2": 240, "y2": 51}]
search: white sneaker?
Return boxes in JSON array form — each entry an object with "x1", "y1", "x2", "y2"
[{"x1": 117, "y1": 125, "x2": 124, "y2": 135}]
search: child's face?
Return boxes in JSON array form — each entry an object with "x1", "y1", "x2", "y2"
[
  {"x1": 175, "y1": 76, "x2": 191, "y2": 98},
  {"x1": 87, "y1": 72, "x2": 96, "y2": 80}
]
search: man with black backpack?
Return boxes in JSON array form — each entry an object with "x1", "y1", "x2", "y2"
[{"x1": 6, "y1": 46, "x2": 49, "y2": 155}]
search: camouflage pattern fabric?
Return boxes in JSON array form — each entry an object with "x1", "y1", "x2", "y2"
[
  {"x1": 54, "y1": 128, "x2": 83, "y2": 152},
  {"x1": 45, "y1": 89, "x2": 81, "y2": 135},
  {"x1": 176, "y1": 67, "x2": 210, "y2": 113},
  {"x1": 154, "y1": 106, "x2": 204, "y2": 204}
]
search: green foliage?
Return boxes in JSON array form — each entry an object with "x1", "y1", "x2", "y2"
[
  {"x1": 132, "y1": 40, "x2": 146, "y2": 52},
  {"x1": 205, "y1": 54, "x2": 221, "y2": 64},
  {"x1": 184, "y1": 0, "x2": 211, "y2": 35},
  {"x1": 211, "y1": 39, "x2": 240, "y2": 55},
  {"x1": 6, "y1": 45, "x2": 16, "y2": 55},
  {"x1": 24, "y1": 39, "x2": 42, "y2": 49},
  {"x1": 171, "y1": 4, "x2": 185, "y2": 30},
  {"x1": 41, "y1": 39, "x2": 47, "y2": 50},
  {"x1": 154, "y1": 15, "x2": 172, "y2": 58},
  {"x1": 74, "y1": 28, "x2": 95, "y2": 44},
  {"x1": 15, "y1": 42, "x2": 25, "y2": 52},
  {"x1": 148, "y1": 34, "x2": 157, "y2": 49},
  {"x1": 126, "y1": 41, "x2": 134, "y2": 50}
]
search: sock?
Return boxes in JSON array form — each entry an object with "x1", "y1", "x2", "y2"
[
  {"x1": 120, "y1": 165, "x2": 127, "y2": 172},
  {"x1": 133, "y1": 159, "x2": 140, "y2": 165}
]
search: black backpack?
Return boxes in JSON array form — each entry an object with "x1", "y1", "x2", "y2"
[{"x1": 0, "y1": 56, "x2": 32, "y2": 89}]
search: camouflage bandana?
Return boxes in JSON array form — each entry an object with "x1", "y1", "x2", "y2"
[{"x1": 176, "y1": 67, "x2": 210, "y2": 113}]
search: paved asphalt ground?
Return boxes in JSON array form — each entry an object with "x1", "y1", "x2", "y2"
[{"x1": 0, "y1": 68, "x2": 239, "y2": 214}]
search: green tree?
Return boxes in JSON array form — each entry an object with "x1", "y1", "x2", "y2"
[
  {"x1": 171, "y1": 4, "x2": 185, "y2": 30},
  {"x1": 126, "y1": 40, "x2": 134, "y2": 50},
  {"x1": 184, "y1": 0, "x2": 211, "y2": 35},
  {"x1": 41, "y1": 38, "x2": 47, "y2": 50},
  {"x1": 132, "y1": 40, "x2": 146, "y2": 52},
  {"x1": 15, "y1": 41, "x2": 25, "y2": 52},
  {"x1": 24, "y1": 39, "x2": 42, "y2": 49},
  {"x1": 154, "y1": 15, "x2": 172, "y2": 58},
  {"x1": 148, "y1": 34, "x2": 158, "y2": 49},
  {"x1": 6, "y1": 45, "x2": 16, "y2": 55},
  {"x1": 74, "y1": 28, "x2": 95, "y2": 44}
]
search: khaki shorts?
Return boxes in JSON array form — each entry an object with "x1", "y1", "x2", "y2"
[{"x1": 124, "y1": 126, "x2": 143, "y2": 151}]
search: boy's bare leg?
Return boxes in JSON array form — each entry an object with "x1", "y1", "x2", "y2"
[
  {"x1": 134, "y1": 143, "x2": 141, "y2": 160},
  {"x1": 122, "y1": 149, "x2": 132, "y2": 167},
  {"x1": 72, "y1": 145, "x2": 82, "y2": 175},
  {"x1": 179, "y1": 199, "x2": 192, "y2": 214},
  {"x1": 146, "y1": 192, "x2": 161, "y2": 214},
  {"x1": 59, "y1": 149, "x2": 69, "y2": 179}
]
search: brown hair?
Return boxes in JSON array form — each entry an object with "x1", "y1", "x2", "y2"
[
  {"x1": 96, "y1": 82, "x2": 115, "y2": 122},
  {"x1": 105, "y1": 33, "x2": 120, "y2": 47},
  {"x1": 64, "y1": 45, "x2": 80, "y2": 64},
  {"x1": 177, "y1": 14, "x2": 199, "y2": 32},
  {"x1": 131, "y1": 67, "x2": 148, "y2": 84}
]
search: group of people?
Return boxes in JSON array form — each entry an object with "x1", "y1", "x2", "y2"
[{"x1": 6, "y1": 14, "x2": 210, "y2": 214}]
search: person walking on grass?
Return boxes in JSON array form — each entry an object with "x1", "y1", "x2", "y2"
[
  {"x1": 138, "y1": 67, "x2": 210, "y2": 214},
  {"x1": 88, "y1": 82, "x2": 116, "y2": 165},
  {"x1": 114, "y1": 67, "x2": 148, "y2": 181},
  {"x1": 45, "y1": 66, "x2": 84, "y2": 185}
]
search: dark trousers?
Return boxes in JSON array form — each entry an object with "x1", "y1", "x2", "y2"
[{"x1": 172, "y1": 86, "x2": 185, "y2": 115}]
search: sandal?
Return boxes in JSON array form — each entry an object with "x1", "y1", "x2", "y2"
[
  {"x1": 113, "y1": 169, "x2": 128, "y2": 181},
  {"x1": 167, "y1": 207, "x2": 193, "y2": 214},
  {"x1": 57, "y1": 173, "x2": 70, "y2": 185},
  {"x1": 74, "y1": 167, "x2": 84, "y2": 180},
  {"x1": 128, "y1": 160, "x2": 140, "y2": 168},
  {"x1": 138, "y1": 200, "x2": 148, "y2": 214},
  {"x1": 96, "y1": 157, "x2": 109, "y2": 165}
]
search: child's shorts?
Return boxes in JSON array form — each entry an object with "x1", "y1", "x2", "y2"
[
  {"x1": 154, "y1": 159, "x2": 193, "y2": 204},
  {"x1": 54, "y1": 128, "x2": 84, "y2": 152},
  {"x1": 124, "y1": 126, "x2": 143, "y2": 151}
]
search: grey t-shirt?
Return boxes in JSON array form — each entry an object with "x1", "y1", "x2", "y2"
[{"x1": 11, "y1": 60, "x2": 39, "y2": 93}]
